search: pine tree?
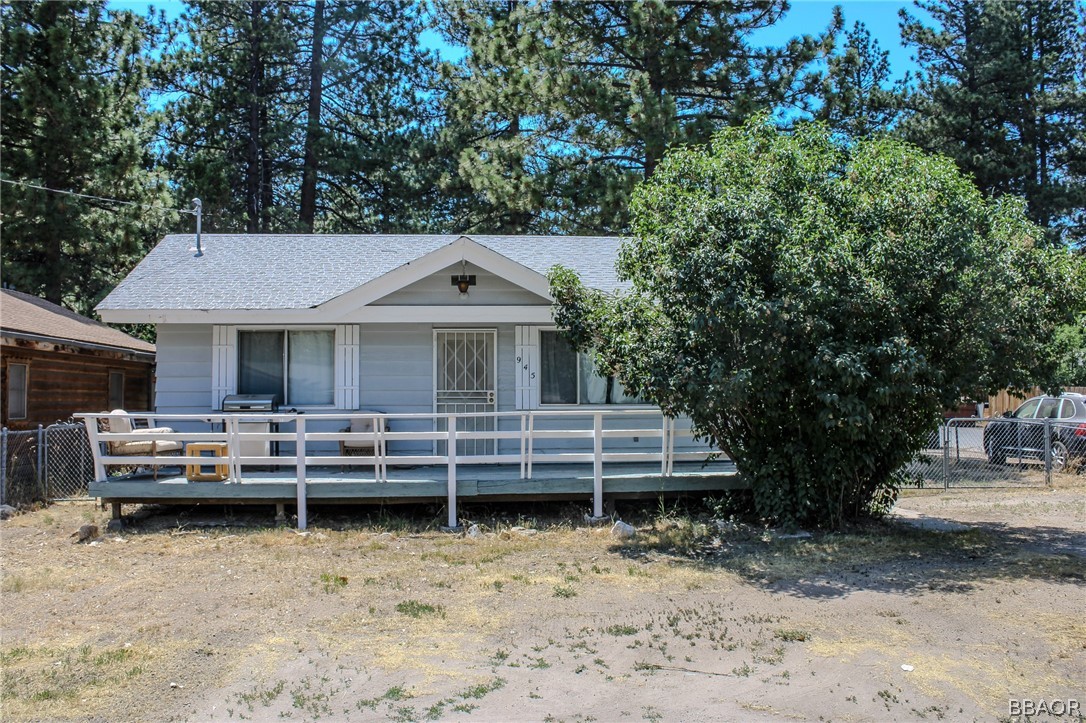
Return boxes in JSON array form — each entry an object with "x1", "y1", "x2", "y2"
[
  {"x1": 1015, "y1": 0, "x2": 1086, "y2": 242},
  {"x1": 0, "y1": 1, "x2": 175, "y2": 314},
  {"x1": 162, "y1": 0, "x2": 437, "y2": 234},
  {"x1": 295, "y1": 1, "x2": 440, "y2": 233},
  {"x1": 161, "y1": 0, "x2": 298, "y2": 233},
  {"x1": 437, "y1": 0, "x2": 830, "y2": 235},
  {"x1": 815, "y1": 13, "x2": 897, "y2": 137},
  {"x1": 900, "y1": 0, "x2": 1085, "y2": 244}
]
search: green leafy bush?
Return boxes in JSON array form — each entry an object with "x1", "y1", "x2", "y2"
[{"x1": 551, "y1": 117, "x2": 1083, "y2": 528}]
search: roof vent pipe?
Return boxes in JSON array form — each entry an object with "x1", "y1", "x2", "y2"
[{"x1": 192, "y1": 198, "x2": 203, "y2": 257}]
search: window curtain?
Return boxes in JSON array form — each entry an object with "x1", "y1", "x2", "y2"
[
  {"x1": 288, "y1": 330, "x2": 334, "y2": 405},
  {"x1": 238, "y1": 331, "x2": 284, "y2": 400},
  {"x1": 578, "y1": 354, "x2": 642, "y2": 404},
  {"x1": 540, "y1": 332, "x2": 577, "y2": 404}
]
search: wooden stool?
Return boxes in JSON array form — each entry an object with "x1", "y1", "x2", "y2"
[{"x1": 186, "y1": 443, "x2": 229, "y2": 482}]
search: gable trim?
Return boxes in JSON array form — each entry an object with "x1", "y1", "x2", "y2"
[{"x1": 318, "y1": 237, "x2": 552, "y2": 316}]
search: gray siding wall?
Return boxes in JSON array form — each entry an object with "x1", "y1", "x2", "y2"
[
  {"x1": 152, "y1": 321, "x2": 709, "y2": 455},
  {"x1": 372, "y1": 262, "x2": 547, "y2": 306},
  {"x1": 154, "y1": 324, "x2": 212, "y2": 424}
]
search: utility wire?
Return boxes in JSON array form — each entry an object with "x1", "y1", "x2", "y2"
[{"x1": 0, "y1": 177, "x2": 199, "y2": 215}]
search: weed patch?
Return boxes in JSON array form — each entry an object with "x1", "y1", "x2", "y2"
[{"x1": 395, "y1": 600, "x2": 445, "y2": 618}]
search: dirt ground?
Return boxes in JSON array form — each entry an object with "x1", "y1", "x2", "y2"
[{"x1": 1, "y1": 483, "x2": 1083, "y2": 722}]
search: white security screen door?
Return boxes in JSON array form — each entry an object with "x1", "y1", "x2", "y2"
[{"x1": 434, "y1": 329, "x2": 497, "y2": 456}]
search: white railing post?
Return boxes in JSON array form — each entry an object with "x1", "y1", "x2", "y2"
[
  {"x1": 296, "y1": 415, "x2": 307, "y2": 530},
  {"x1": 667, "y1": 417, "x2": 676, "y2": 476},
  {"x1": 592, "y1": 412, "x2": 604, "y2": 518},
  {"x1": 374, "y1": 413, "x2": 386, "y2": 483},
  {"x1": 83, "y1": 417, "x2": 106, "y2": 482},
  {"x1": 527, "y1": 412, "x2": 534, "y2": 479},
  {"x1": 226, "y1": 416, "x2": 241, "y2": 482},
  {"x1": 660, "y1": 415, "x2": 668, "y2": 475},
  {"x1": 519, "y1": 414, "x2": 526, "y2": 479},
  {"x1": 447, "y1": 415, "x2": 458, "y2": 528}
]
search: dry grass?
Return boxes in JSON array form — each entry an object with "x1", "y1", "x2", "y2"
[{"x1": 1, "y1": 487, "x2": 1083, "y2": 721}]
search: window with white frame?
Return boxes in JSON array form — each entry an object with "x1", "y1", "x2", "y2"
[
  {"x1": 538, "y1": 330, "x2": 643, "y2": 405},
  {"x1": 7, "y1": 363, "x2": 28, "y2": 419},
  {"x1": 238, "y1": 329, "x2": 334, "y2": 406}
]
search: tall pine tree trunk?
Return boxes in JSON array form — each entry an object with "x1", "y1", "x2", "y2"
[
  {"x1": 246, "y1": 1, "x2": 265, "y2": 233},
  {"x1": 299, "y1": 0, "x2": 326, "y2": 232}
]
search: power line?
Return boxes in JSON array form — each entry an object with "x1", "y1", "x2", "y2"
[{"x1": 0, "y1": 178, "x2": 198, "y2": 216}]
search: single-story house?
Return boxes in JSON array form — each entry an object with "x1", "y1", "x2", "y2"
[
  {"x1": 1, "y1": 288, "x2": 155, "y2": 430},
  {"x1": 88, "y1": 234, "x2": 736, "y2": 526}
]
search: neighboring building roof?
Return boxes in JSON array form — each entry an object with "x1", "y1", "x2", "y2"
[
  {"x1": 1, "y1": 289, "x2": 155, "y2": 353},
  {"x1": 98, "y1": 234, "x2": 626, "y2": 311}
]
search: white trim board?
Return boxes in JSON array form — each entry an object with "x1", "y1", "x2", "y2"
[{"x1": 98, "y1": 305, "x2": 555, "y2": 325}]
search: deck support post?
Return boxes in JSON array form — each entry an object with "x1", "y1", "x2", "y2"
[
  {"x1": 592, "y1": 413, "x2": 604, "y2": 519},
  {"x1": 446, "y1": 415, "x2": 459, "y2": 530},
  {"x1": 296, "y1": 415, "x2": 307, "y2": 530},
  {"x1": 111, "y1": 502, "x2": 122, "y2": 520},
  {"x1": 275, "y1": 503, "x2": 286, "y2": 524}
]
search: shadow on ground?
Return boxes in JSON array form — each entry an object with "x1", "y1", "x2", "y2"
[{"x1": 611, "y1": 516, "x2": 1086, "y2": 600}]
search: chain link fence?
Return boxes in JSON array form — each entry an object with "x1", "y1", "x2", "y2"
[
  {"x1": 4, "y1": 416, "x2": 1080, "y2": 506},
  {"x1": 1, "y1": 422, "x2": 95, "y2": 506},
  {"x1": 906, "y1": 417, "x2": 1084, "y2": 488}
]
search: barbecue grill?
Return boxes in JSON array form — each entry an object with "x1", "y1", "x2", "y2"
[
  {"x1": 221, "y1": 393, "x2": 279, "y2": 412},
  {"x1": 221, "y1": 394, "x2": 280, "y2": 464}
]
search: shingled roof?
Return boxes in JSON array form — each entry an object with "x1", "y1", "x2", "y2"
[
  {"x1": 1, "y1": 289, "x2": 155, "y2": 353},
  {"x1": 98, "y1": 234, "x2": 626, "y2": 311}
]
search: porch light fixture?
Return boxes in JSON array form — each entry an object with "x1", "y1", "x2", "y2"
[{"x1": 452, "y1": 260, "x2": 476, "y2": 297}]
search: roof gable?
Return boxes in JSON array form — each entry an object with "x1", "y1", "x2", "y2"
[{"x1": 319, "y1": 236, "x2": 551, "y2": 314}]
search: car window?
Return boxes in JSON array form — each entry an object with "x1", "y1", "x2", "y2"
[
  {"x1": 1013, "y1": 398, "x2": 1041, "y2": 418},
  {"x1": 1059, "y1": 399, "x2": 1077, "y2": 419},
  {"x1": 1037, "y1": 398, "x2": 1060, "y2": 418}
]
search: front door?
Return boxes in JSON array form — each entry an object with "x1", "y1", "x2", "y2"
[{"x1": 434, "y1": 329, "x2": 497, "y2": 456}]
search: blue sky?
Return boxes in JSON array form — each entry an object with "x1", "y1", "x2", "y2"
[{"x1": 111, "y1": 1, "x2": 928, "y2": 82}]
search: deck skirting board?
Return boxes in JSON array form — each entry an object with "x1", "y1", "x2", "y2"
[{"x1": 89, "y1": 467, "x2": 743, "y2": 505}]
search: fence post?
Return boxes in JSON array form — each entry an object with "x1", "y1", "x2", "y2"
[
  {"x1": 942, "y1": 423, "x2": 950, "y2": 490},
  {"x1": 447, "y1": 415, "x2": 458, "y2": 529},
  {"x1": 1044, "y1": 418, "x2": 1052, "y2": 487},
  {"x1": 1, "y1": 427, "x2": 7, "y2": 507},
  {"x1": 43, "y1": 425, "x2": 51, "y2": 500},
  {"x1": 36, "y1": 424, "x2": 44, "y2": 498},
  {"x1": 295, "y1": 415, "x2": 307, "y2": 530}
]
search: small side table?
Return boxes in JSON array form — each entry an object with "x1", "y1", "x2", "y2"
[{"x1": 186, "y1": 442, "x2": 229, "y2": 482}]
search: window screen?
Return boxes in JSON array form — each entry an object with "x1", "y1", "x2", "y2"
[
  {"x1": 7, "y1": 363, "x2": 27, "y2": 419},
  {"x1": 238, "y1": 331, "x2": 285, "y2": 399},
  {"x1": 540, "y1": 331, "x2": 577, "y2": 404},
  {"x1": 238, "y1": 330, "x2": 334, "y2": 406},
  {"x1": 108, "y1": 371, "x2": 125, "y2": 410},
  {"x1": 539, "y1": 331, "x2": 644, "y2": 406}
]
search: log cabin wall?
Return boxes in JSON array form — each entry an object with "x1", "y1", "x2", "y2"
[{"x1": 1, "y1": 337, "x2": 154, "y2": 430}]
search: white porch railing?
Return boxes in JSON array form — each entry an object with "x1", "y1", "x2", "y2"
[{"x1": 76, "y1": 410, "x2": 717, "y2": 530}]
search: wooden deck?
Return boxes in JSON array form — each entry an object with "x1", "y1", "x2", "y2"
[
  {"x1": 79, "y1": 410, "x2": 738, "y2": 528},
  {"x1": 89, "y1": 461, "x2": 742, "y2": 506}
]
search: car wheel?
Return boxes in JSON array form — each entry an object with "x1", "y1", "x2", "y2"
[
  {"x1": 1050, "y1": 440, "x2": 1069, "y2": 473},
  {"x1": 986, "y1": 439, "x2": 1006, "y2": 465}
]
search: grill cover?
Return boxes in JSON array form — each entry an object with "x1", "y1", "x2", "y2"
[{"x1": 221, "y1": 394, "x2": 279, "y2": 412}]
